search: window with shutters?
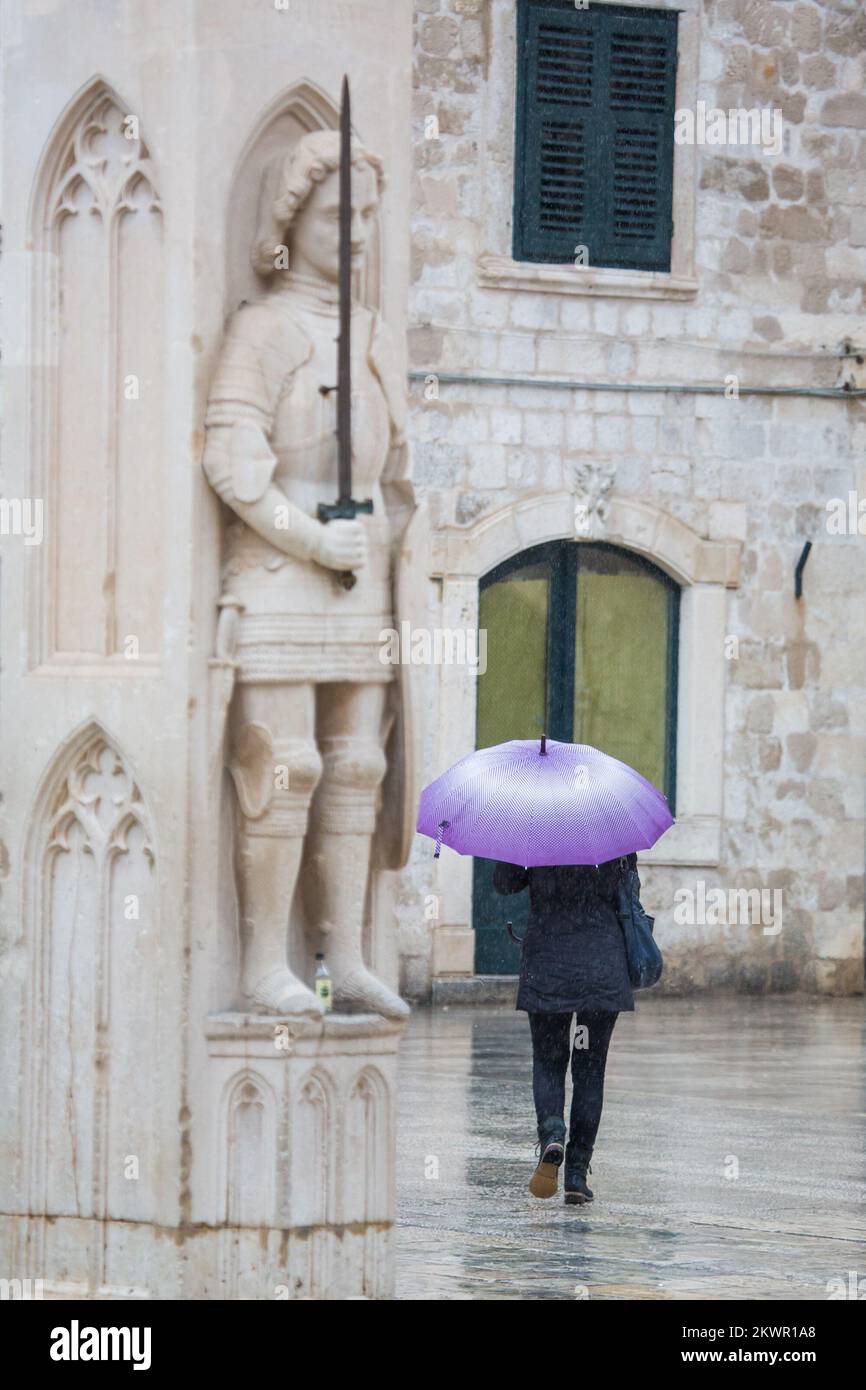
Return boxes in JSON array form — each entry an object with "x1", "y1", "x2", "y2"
[{"x1": 514, "y1": 0, "x2": 678, "y2": 273}]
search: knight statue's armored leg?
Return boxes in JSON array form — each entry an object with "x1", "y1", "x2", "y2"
[
  {"x1": 230, "y1": 681, "x2": 324, "y2": 1016},
  {"x1": 303, "y1": 683, "x2": 410, "y2": 1020}
]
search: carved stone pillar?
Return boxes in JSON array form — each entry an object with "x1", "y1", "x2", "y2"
[{"x1": 0, "y1": 0, "x2": 414, "y2": 1301}]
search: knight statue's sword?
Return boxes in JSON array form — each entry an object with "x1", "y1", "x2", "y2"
[{"x1": 316, "y1": 74, "x2": 372, "y2": 591}]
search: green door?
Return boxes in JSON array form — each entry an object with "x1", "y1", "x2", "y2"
[{"x1": 472, "y1": 541, "x2": 679, "y2": 974}]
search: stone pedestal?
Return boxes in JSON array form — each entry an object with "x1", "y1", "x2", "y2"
[
  {"x1": 0, "y1": 1013, "x2": 403, "y2": 1300},
  {"x1": 194, "y1": 1012, "x2": 404, "y2": 1300}
]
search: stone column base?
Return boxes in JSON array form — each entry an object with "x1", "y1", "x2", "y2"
[
  {"x1": 1, "y1": 1012, "x2": 405, "y2": 1301},
  {"x1": 197, "y1": 1010, "x2": 405, "y2": 1299}
]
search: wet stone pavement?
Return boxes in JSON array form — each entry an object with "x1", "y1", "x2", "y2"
[{"x1": 395, "y1": 996, "x2": 866, "y2": 1300}]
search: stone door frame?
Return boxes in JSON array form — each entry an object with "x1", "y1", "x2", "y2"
[{"x1": 426, "y1": 491, "x2": 742, "y2": 978}]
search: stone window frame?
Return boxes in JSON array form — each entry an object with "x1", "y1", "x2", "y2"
[
  {"x1": 427, "y1": 493, "x2": 741, "y2": 977},
  {"x1": 477, "y1": 0, "x2": 700, "y2": 300}
]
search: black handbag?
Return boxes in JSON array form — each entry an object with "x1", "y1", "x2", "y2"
[{"x1": 615, "y1": 860, "x2": 663, "y2": 989}]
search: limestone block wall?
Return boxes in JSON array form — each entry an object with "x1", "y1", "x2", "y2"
[{"x1": 399, "y1": 0, "x2": 866, "y2": 996}]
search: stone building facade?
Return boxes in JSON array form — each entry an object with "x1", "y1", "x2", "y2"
[
  {"x1": 398, "y1": 0, "x2": 866, "y2": 998},
  {"x1": 1, "y1": 0, "x2": 864, "y2": 1305}
]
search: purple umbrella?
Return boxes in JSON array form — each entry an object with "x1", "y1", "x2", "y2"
[{"x1": 417, "y1": 736, "x2": 673, "y2": 866}]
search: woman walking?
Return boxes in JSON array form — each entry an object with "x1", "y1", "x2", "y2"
[{"x1": 494, "y1": 853, "x2": 643, "y2": 1205}]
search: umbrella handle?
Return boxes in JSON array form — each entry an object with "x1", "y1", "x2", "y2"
[{"x1": 433, "y1": 820, "x2": 450, "y2": 858}]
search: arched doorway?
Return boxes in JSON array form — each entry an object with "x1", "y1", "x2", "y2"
[{"x1": 472, "y1": 540, "x2": 680, "y2": 973}]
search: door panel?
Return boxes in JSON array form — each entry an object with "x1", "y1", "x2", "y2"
[
  {"x1": 573, "y1": 546, "x2": 672, "y2": 792},
  {"x1": 473, "y1": 560, "x2": 549, "y2": 973}
]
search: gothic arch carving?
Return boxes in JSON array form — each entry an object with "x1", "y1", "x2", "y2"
[
  {"x1": 29, "y1": 77, "x2": 165, "y2": 666},
  {"x1": 221, "y1": 1069, "x2": 277, "y2": 1226},
  {"x1": 22, "y1": 722, "x2": 158, "y2": 1279},
  {"x1": 292, "y1": 1067, "x2": 336, "y2": 1230},
  {"x1": 225, "y1": 78, "x2": 383, "y2": 316},
  {"x1": 343, "y1": 1066, "x2": 392, "y2": 1228}
]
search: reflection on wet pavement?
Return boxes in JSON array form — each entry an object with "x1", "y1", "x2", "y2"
[{"x1": 396, "y1": 996, "x2": 866, "y2": 1300}]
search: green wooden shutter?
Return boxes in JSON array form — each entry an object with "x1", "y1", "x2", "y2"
[{"x1": 514, "y1": 1, "x2": 678, "y2": 272}]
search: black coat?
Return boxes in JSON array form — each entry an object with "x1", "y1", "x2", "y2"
[{"x1": 493, "y1": 856, "x2": 636, "y2": 1015}]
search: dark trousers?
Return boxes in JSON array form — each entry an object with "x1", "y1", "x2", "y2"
[{"x1": 528, "y1": 1011, "x2": 618, "y2": 1164}]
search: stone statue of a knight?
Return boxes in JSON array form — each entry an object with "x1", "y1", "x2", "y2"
[{"x1": 203, "y1": 129, "x2": 422, "y2": 1021}]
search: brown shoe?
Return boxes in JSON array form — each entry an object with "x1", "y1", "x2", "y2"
[{"x1": 529, "y1": 1139, "x2": 565, "y2": 1199}]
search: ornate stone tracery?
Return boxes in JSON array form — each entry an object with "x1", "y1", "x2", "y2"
[
  {"x1": 31, "y1": 81, "x2": 165, "y2": 665},
  {"x1": 45, "y1": 731, "x2": 155, "y2": 866},
  {"x1": 50, "y1": 94, "x2": 161, "y2": 226},
  {"x1": 23, "y1": 726, "x2": 158, "y2": 1286}
]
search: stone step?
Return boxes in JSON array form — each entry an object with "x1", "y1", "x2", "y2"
[{"x1": 431, "y1": 975, "x2": 519, "y2": 1007}]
